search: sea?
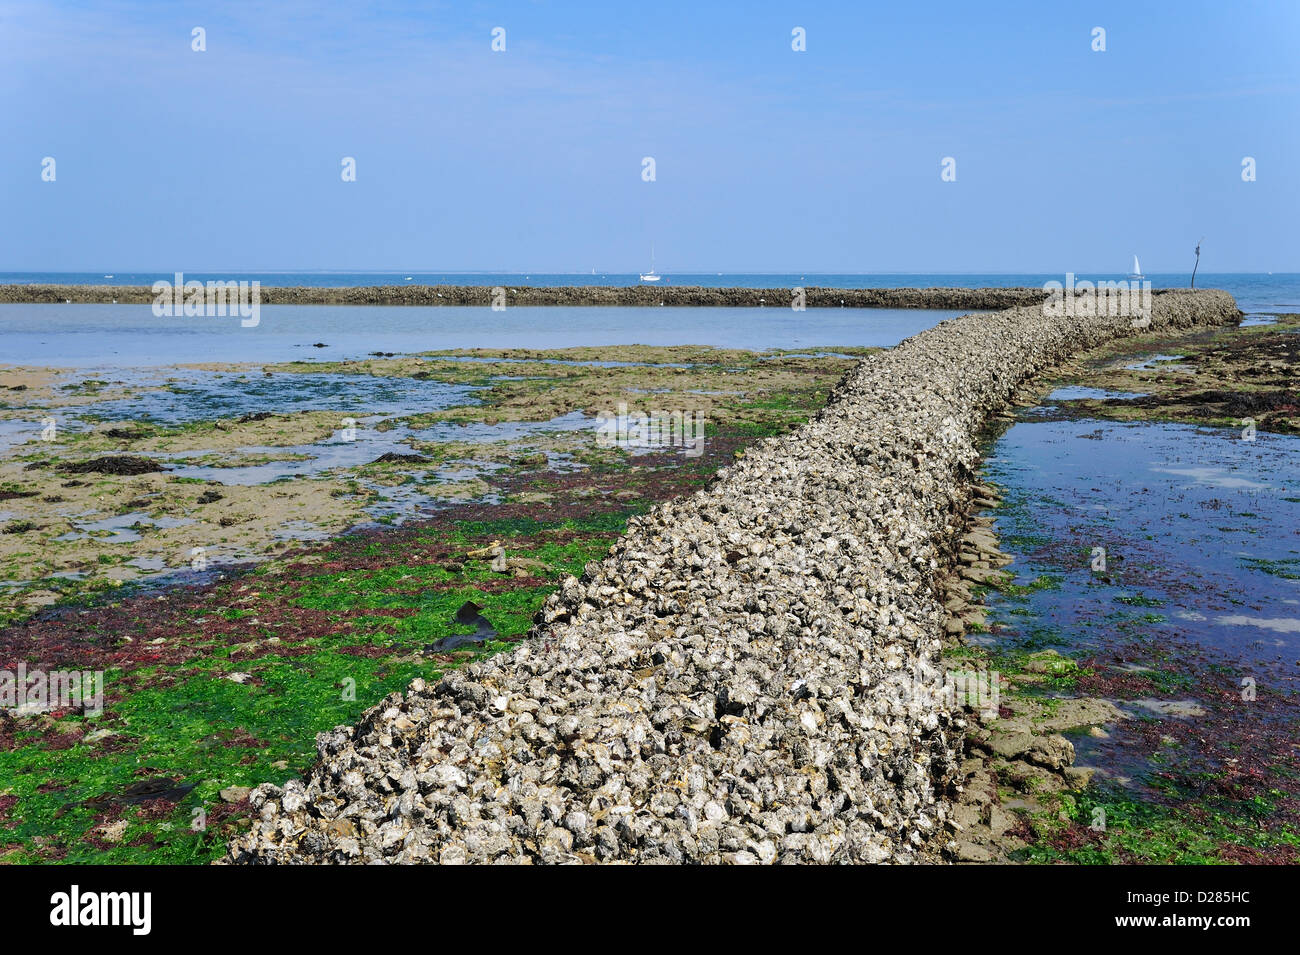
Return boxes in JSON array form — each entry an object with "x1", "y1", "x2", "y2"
[{"x1": 1, "y1": 273, "x2": 1294, "y2": 367}]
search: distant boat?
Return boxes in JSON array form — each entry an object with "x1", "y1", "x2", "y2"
[
  {"x1": 1129, "y1": 255, "x2": 1144, "y2": 280},
  {"x1": 640, "y1": 246, "x2": 661, "y2": 282}
]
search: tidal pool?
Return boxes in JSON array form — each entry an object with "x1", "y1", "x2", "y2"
[
  {"x1": 53, "y1": 366, "x2": 477, "y2": 426},
  {"x1": 982, "y1": 419, "x2": 1300, "y2": 666},
  {"x1": 977, "y1": 414, "x2": 1300, "y2": 821},
  {"x1": 1044, "y1": 386, "x2": 1146, "y2": 402}
]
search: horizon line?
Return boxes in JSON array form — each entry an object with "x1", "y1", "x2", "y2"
[{"x1": 0, "y1": 269, "x2": 1287, "y2": 277}]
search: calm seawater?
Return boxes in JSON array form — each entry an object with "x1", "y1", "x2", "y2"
[
  {"x1": 0, "y1": 305, "x2": 975, "y2": 366},
  {"x1": 1, "y1": 274, "x2": 1292, "y2": 367}
]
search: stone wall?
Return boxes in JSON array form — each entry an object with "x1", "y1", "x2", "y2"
[
  {"x1": 1, "y1": 284, "x2": 1047, "y2": 308},
  {"x1": 223, "y1": 289, "x2": 1239, "y2": 864}
]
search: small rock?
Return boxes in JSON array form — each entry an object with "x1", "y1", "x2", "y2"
[
  {"x1": 97, "y1": 819, "x2": 129, "y2": 843},
  {"x1": 953, "y1": 840, "x2": 993, "y2": 862}
]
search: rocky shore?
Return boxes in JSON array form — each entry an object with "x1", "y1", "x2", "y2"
[
  {"x1": 223, "y1": 289, "x2": 1240, "y2": 865},
  {"x1": 2, "y1": 284, "x2": 1047, "y2": 309}
]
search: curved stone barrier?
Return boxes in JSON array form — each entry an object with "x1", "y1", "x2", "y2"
[
  {"x1": 223, "y1": 290, "x2": 1239, "y2": 865},
  {"x1": 2, "y1": 284, "x2": 1046, "y2": 309}
]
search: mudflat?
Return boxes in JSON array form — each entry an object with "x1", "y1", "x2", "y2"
[{"x1": 0, "y1": 346, "x2": 871, "y2": 622}]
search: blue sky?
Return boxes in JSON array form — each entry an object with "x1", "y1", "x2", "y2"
[{"x1": 1, "y1": 0, "x2": 1296, "y2": 272}]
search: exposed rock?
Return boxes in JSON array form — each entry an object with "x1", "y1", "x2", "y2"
[
  {"x1": 1034, "y1": 697, "x2": 1125, "y2": 734},
  {"x1": 1124, "y1": 698, "x2": 1208, "y2": 718},
  {"x1": 97, "y1": 820, "x2": 129, "y2": 844},
  {"x1": 370, "y1": 452, "x2": 430, "y2": 465},
  {"x1": 56, "y1": 456, "x2": 167, "y2": 476},
  {"x1": 953, "y1": 840, "x2": 993, "y2": 863}
]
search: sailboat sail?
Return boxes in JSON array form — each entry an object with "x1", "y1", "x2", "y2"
[
  {"x1": 640, "y1": 245, "x2": 660, "y2": 282},
  {"x1": 1131, "y1": 255, "x2": 1142, "y2": 276}
]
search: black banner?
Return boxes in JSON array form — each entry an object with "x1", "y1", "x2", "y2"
[{"x1": 0, "y1": 863, "x2": 1275, "y2": 942}]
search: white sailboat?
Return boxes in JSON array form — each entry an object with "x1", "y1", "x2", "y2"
[
  {"x1": 640, "y1": 246, "x2": 661, "y2": 283},
  {"x1": 1129, "y1": 255, "x2": 1144, "y2": 280}
]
